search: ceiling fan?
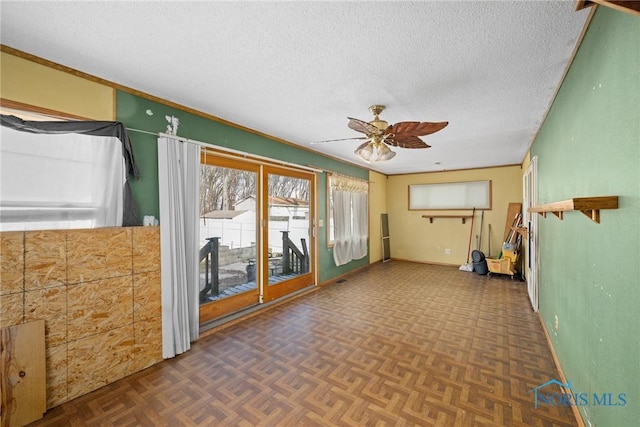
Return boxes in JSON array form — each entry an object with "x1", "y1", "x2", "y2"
[{"x1": 316, "y1": 105, "x2": 448, "y2": 163}]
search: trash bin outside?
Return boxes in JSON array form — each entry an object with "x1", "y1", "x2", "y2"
[{"x1": 246, "y1": 260, "x2": 256, "y2": 282}]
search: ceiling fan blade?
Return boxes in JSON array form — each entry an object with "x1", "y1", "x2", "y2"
[
  {"x1": 385, "y1": 135, "x2": 431, "y2": 149},
  {"x1": 310, "y1": 136, "x2": 369, "y2": 145},
  {"x1": 386, "y1": 121, "x2": 448, "y2": 137},
  {"x1": 348, "y1": 117, "x2": 383, "y2": 135}
]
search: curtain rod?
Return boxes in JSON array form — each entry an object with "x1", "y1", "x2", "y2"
[
  {"x1": 126, "y1": 127, "x2": 322, "y2": 173},
  {"x1": 308, "y1": 166, "x2": 370, "y2": 183}
]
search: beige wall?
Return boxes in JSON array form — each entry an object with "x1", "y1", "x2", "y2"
[
  {"x1": 521, "y1": 151, "x2": 531, "y2": 171},
  {"x1": 386, "y1": 166, "x2": 523, "y2": 265},
  {"x1": 368, "y1": 170, "x2": 388, "y2": 263},
  {"x1": 0, "y1": 51, "x2": 114, "y2": 120}
]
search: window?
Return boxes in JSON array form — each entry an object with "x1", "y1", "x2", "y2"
[
  {"x1": 327, "y1": 173, "x2": 369, "y2": 266},
  {"x1": 408, "y1": 180, "x2": 492, "y2": 210},
  {"x1": 0, "y1": 110, "x2": 137, "y2": 231}
]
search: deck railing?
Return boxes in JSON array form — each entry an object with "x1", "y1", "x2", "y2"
[
  {"x1": 199, "y1": 232, "x2": 309, "y2": 303},
  {"x1": 199, "y1": 237, "x2": 219, "y2": 302},
  {"x1": 281, "y1": 231, "x2": 309, "y2": 275}
]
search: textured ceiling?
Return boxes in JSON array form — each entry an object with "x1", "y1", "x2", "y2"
[{"x1": 0, "y1": 1, "x2": 591, "y2": 175}]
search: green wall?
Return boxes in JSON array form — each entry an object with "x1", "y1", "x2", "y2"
[
  {"x1": 531, "y1": 8, "x2": 639, "y2": 426},
  {"x1": 116, "y1": 91, "x2": 369, "y2": 283}
]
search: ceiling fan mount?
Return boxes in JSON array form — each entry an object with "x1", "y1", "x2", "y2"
[
  {"x1": 314, "y1": 104, "x2": 449, "y2": 163},
  {"x1": 369, "y1": 104, "x2": 385, "y2": 116},
  {"x1": 367, "y1": 105, "x2": 389, "y2": 132}
]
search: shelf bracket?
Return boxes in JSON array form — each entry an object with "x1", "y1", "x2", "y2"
[
  {"x1": 580, "y1": 209, "x2": 601, "y2": 223},
  {"x1": 422, "y1": 215, "x2": 472, "y2": 224}
]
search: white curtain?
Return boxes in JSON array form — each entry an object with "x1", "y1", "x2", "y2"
[
  {"x1": 352, "y1": 191, "x2": 368, "y2": 259},
  {"x1": 331, "y1": 175, "x2": 369, "y2": 266},
  {"x1": 0, "y1": 126, "x2": 124, "y2": 231},
  {"x1": 157, "y1": 137, "x2": 200, "y2": 358}
]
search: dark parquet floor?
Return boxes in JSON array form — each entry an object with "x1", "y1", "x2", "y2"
[{"x1": 30, "y1": 262, "x2": 577, "y2": 426}]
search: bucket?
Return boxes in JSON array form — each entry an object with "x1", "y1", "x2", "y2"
[{"x1": 471, "y1": 250, "x2": 488, "y2": 275}]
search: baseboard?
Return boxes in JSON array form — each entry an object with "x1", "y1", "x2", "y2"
[
  {"x1": 390, "y1": 257, "x2": 460, "y2": 268},
  {"x1": 536, "y1": 311, "x2": 586, "y2": 427},
  {"x1": 318, "y1": 263, "x2": 371, "y2": 287}
]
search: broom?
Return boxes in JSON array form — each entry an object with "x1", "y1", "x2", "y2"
[{"x1": 459, "y1": 207, "x2": 476, "y2": 272}]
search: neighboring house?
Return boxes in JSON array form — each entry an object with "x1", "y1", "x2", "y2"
[
  {"x1": 201, "y1": 210, "x2": 251, "y2": 220},
  {"x1": 235, "y1": 195, "x2": 309, "y2": 221}
]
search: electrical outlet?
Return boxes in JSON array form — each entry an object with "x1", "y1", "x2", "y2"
[{"x1": 445, "y1": 248, "x2": 451, "y2": 255}]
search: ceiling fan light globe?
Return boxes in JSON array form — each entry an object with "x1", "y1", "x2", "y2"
[
  {"x1": 378, "y1": 149, "x2": 396, "y2": 161},
  {"x1": 375, "y1": 143, "x2": 396, "y2": 161},
  {"x1": 355, "y1": 144, "x2": 374, "y2": 162}
]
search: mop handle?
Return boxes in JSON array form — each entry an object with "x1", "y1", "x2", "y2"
[{"x1": 466, "y1": 207, "x2": 476, "y2": 263}]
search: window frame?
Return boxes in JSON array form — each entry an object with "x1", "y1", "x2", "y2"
[{"x1": 0, "y1": 100, "x2": 133, "y2": 231}]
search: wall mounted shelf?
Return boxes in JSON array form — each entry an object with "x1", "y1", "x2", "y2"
[
  {"x1": 528, "y1": 196, "x2": 618, "y2": 224},
  {"x1": 422, "y1": 215, "x2": 473, "y2": 224},
  {"x1": 575, "y1": 0, "x2": 640, "y2": 17}
]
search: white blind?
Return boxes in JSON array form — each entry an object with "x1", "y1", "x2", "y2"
[
  {"x1": 409, "y1": 180, "x2": 491, "y2": 210},
  {"x1": 0, "y1": 126, "x2": 124, "y2": 231}
]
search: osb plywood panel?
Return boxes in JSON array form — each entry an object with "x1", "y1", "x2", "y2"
[
  {"x1": 132, "y1": 226, "x2": 160, "y2": 274},
  {"x1": 45, "y1": 343, "x2": 68, "y2": 409},
  {"x1": 2, "y1": 226, "x2": 164, "y2": 410},
  {"x1": 67, "y1": 276, "x2": 133, "y2": 340},
  {"x1": 133, "y1": 271, "x2": 161, "y2": 322},
  {"x1": 0, "y1": 292, "x2": 23, "y2": 328},
  {"x1": 25, "y1": 230, "x2": 67, "y2": 291},
  {"x1": 24, "y1": 285, "x2": 67, "y2": 347},
  {"x1": 0, "y1": 231, "x2": 24, "y2": 295},
  {"x1": 133, "y1": 316, "x2": 163, "y2": 373},
  {"x1": 67, "y1": 325, "x2": 134, "y2": 401},
  {"x1": 66, "y1": 228, "x2": 132, "y2": 284}
]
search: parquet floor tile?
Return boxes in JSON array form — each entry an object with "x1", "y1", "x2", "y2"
[{"x1": 29, "y1": 262, "x2": 577, "y2": 426}]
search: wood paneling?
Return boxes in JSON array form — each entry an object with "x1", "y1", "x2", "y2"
[{"x1": 0, "y1": 320, "x2": 46, "y2": 427}]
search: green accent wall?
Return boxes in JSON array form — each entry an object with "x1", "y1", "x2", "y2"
[
  {"x1": 116, "y1": 91, "x2": 369, "y2": 283},
  {"x1": 531, "y1": 8, "x2": 639, "y2": 426}
]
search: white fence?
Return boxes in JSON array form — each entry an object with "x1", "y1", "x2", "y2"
[
  {"x1": 200, "y1": 219, "x2": 256, "y2": 249},
  {"x1": 199, "y1": 218, "x2": 309, "y2": 255},
  {"x1": 267, "y1": 219, "x2": 310, "y2": 255}
]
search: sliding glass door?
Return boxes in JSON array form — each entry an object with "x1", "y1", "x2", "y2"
[
  {"x1": 199, "y1": 157, "x2": 260, "y2": 323},
  {"x1": 263, "y1": 167, "x2": 315, "y2": 302},
  {"x1": 199, "y1": 157, "x2": 315, "y2": 324}
]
